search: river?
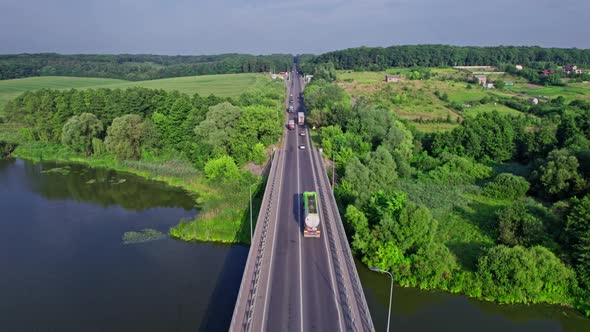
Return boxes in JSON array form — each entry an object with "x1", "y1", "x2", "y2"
[
  {"x1": 0, "y1": 158, "x2": 248, "y2": 331},
  {"x1": 0, "y1": 158, "x2": 588, "y2": 331}
]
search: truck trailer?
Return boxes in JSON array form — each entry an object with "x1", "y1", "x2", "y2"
[
  {"x1": 303, "y1": 192, "x2": 320, "y2": 238},
  {"x1": 298, "y1": 112, "x2": 305, "y2": 126}
]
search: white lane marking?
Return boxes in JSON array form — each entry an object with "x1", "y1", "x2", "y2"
[
  {"x1": 296, "y1": 74, "x2": 304, "y2": 332},
  {"x1": 305, "y1": 126, "x2": 344, "y2": 331},
  {"x1": 261, "y1": 147, "x2": 286, "y2": 330}
]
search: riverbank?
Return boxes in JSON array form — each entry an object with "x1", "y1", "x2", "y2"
[
  {"x1": 0, "y1": 141, "x2": 15, "y2": 158},
  {"x1": 12, "y1": 141, "x2": 261, "y2": 244}
]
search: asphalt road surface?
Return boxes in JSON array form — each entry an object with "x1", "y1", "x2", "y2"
[{"x1": 264, "y1": 68, "x2": 343, "y2": 331}]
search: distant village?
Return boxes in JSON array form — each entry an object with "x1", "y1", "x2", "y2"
[
  {"x1": 271, "y1": 71, "x2": 313, "y2": 83},
  {"x1": 382, "y1": 64, "x2": 589, "y2": 92}
]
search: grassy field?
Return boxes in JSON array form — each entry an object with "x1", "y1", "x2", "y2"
[
  {"x1": 338, "y1": 71, "x2": 385, "y2": 84},
  {"x1": 412, "y1": 122, "x2": 459, "y2": 133},
  {"x1": 0, "y1": 73, "x2": 269, "y2": 115},
  {"x1": 334, "y1": 69, "x2": 555, "y2": 132},
  {"x1": 505, "y1": 83, "x2": 590, "y2": 102},
  {"x1": 0, "y1": 77, "x2": 125, "y2": 115},
  {"x1": 105, "y1": 73, "x2": 269, "y2": 97},
  {"x1": 337, "y1": 72, "x2": 461, "y2": 120},
  {"x1": 440, "y1": 193, "x2": 510, "y2": 270},
  {"x1": 464, "y1": 103, "x2": 526, "y2": 117}
]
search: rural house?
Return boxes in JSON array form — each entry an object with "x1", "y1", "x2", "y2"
[
  {"x1": 563, "y1": 65, "x2": 583, "y2": 74},
  {"x1": 385, "y1": 74, "x2": 401, "y2": 83},
  {"x1": 474, "y1": 75, "x2": 487, "y2": 85},
  {"x1": 272, "y1": 72, "x2": 289, "y2": 80}
]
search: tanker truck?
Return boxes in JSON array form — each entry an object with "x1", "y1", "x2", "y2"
[{"x1": 303, "y1": 191, "x2": 320, "y2": 238}]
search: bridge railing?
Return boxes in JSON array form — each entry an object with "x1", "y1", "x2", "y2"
[
  {"x1": 311, "y1": 147, "x2": 375, "y2": 332},
  {"x1": 230, "y1": 148, "x2": 284, "y2": 332}
]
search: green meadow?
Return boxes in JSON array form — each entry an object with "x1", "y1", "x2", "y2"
[{"x1": 506, "y1": 84, "x2": 590, "y2": 102}]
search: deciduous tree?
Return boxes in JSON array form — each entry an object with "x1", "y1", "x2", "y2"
[
  {"x1": 61, "y1": 113, "x2": 103, "y2": 155},
  {"x1": 104, "y1": 114, "x2": 146, "y2": 160}
]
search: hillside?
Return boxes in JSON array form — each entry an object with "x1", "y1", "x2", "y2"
[{"x1": 335, "y1": 68, "x2": 590, "y2": 132}]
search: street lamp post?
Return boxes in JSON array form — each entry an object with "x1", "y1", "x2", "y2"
[
  {"x1": 370, "y1": 267, "x2": 393, "y2": 332},
  {"x1": 250, "y1": 181, "x2": 262, "y2": 241},
  {"x1": 332, "y1": 149, "x2": 335, "y2": 191}
]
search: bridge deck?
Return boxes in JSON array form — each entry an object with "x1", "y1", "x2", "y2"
[{"x1": 230, "y1": 69, "x2": 374, "y2": 332}]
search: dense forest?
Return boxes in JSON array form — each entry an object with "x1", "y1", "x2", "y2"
[
  {"x1": 300, "y1": 45, "x2": 590, "y2": 72},
  {"x1": 0, "y1": 53, "x2": 293, "y2": 81},
  {"x1": 303, "y1": 76, "x2": 590, "y2": 315}
]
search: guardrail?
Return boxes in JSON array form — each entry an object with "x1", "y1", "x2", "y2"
[
  {"x1": 230, "y1": 148, "x2": 284, "y2": 331},
  {"x1": 310, "y1": 147, "x2": 375, "y2": 332}
]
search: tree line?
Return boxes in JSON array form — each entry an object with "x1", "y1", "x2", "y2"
[
  {"x1": 300, "y1": 45, "x2": 590, "y2": 73},
  {"x1": 304, "y1": 78, "x2": 590, "y2": 316},
  {"x1": 5, "y1": 81, "x2": 285, "y2": 178},
  {"x1": 0, "y1": 53, "x2": 293, "y2": 81}
]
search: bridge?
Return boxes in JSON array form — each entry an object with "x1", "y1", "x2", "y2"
[{"x1": 230, "y1": 67, "x2": 375, "y2": 331}]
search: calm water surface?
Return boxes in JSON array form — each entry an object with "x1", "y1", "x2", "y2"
[
  {"x1": 0, "y1": 159, "x2": 248, "y2": 331},
  {"x1": 1, "y1": 158, "x2": 589, "y2": 331},
  {"x1": 359, "y1": 258, "x2": 590, "y2": 332}
]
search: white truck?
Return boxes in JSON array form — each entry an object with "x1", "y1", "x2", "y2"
[{"x1": 297, "y1": 112, "x2": 305, "y2": 126}]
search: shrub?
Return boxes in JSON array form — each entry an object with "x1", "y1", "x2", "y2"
[
  {"x1": 497, "y1": 201, "x2": 544, "y2": 247},
  {"x1": 204, "y1": 155, "x2": 240, "y2": 182},
  {"x1": 477, "y1": 245, "x2": 575, "y2": 304},
  {"x1": 484, "y1": 173, "x2": 530, "y2": 199},
  {"x1": 92, "y1": 138, "x2": 106, "y2": 156}
]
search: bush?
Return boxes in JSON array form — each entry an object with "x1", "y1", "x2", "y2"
[
  {"x1": 477, "y1": 245, "x2": 574, "y2": 304},
  {"x1": 421, "y1": 153, "x2": 492, "y2": 185},
  {"x1": 484, "y1": 173, "x2": 530, "y2": 199},
  {"x1": 252, "y1": 142, "x2": 266, "y2": 165},
  {"x1": 92, "y1": 138, "x2": 106, "y2": 156},
  {"x1": 565, "y1": 195, "x2": 590, "y2": 289},
  {"x1": 204, "y1": 155, "x2": 240, "y2": 182},
  {"x1": 497, "y1": 201, "x2": 544, "y2": 247}
]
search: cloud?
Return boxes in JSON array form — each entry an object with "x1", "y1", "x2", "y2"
[{"x1": 0, "y1": 0, "x2": 588, "y2": 54}]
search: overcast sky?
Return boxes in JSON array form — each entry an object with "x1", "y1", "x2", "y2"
[{"x1": 0, "y1": 0, "x2": 588, "y2": 55}]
